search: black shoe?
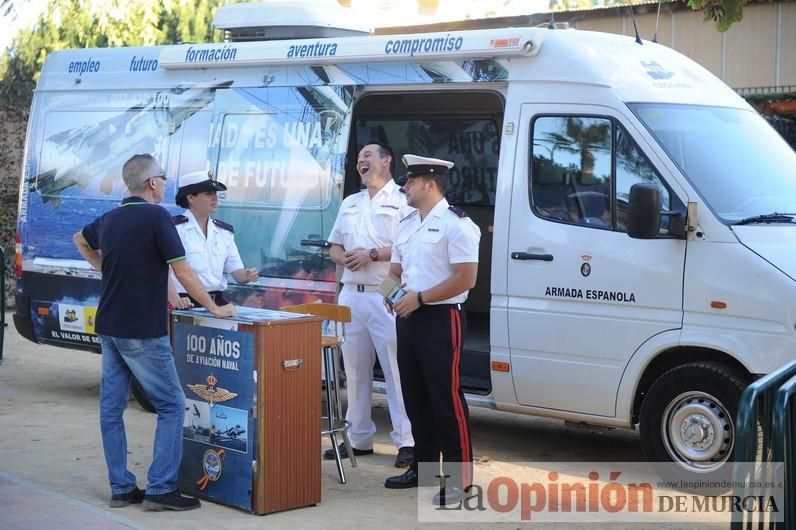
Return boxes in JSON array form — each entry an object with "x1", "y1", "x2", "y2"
[
  {"x1": 109, "y1": 486, "x2": 145, "y2": 508},
  {"x1": 394, "y1": 446, "x2": 414, "y2": 468},
  {"x1": 323, "y1": 443, "x2": 373, "y2": 460},
  {"x1": 432, "y1": 486, "x2": 467, "y2": 506},
  {"x1": 142, "y1": 491, "x2": 201, "y2": 511},
  {"x1": 385, "y1": 469, "x2": 419, "y2": 489}
]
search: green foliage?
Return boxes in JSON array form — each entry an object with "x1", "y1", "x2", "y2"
[
  {"x1": 548, "y1": 0, "x2": 595, "y2": 11},
  {"x1": 686, "y1": 0, "x2": 746, "y2": 32},
  {"x1": 0, "y1": 0, "x2": 235, "y2": 109},
  {"x1": 547, "y1": 0, "x2": 760, "y2": 32}
]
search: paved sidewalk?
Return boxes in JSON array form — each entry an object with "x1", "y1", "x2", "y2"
[
  {"x1": 0, "y1": 472, "x2": 147, "y2": 530},
  {"x1": 0, "y1": 313, "x2": 727, "y2": 529}
]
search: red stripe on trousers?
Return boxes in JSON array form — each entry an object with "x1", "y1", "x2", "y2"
[{"x1": 450, "y1": 308, "x2": 471, "y2": 488}]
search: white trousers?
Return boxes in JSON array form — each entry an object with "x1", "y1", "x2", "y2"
[{"x1": 338, "y1": 287, "x2": 414, "y2": 450}]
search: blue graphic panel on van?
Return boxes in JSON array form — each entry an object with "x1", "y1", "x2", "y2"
[{"x1": 19, "y1": 83, "x2": 353, "y2": 340}]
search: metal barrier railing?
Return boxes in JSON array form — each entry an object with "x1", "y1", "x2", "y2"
[
  {"x1": 772, "y1": 374, "x2": 796, "y2": 530},
  {"x1": 0, "y1": 244, "x2": 5, "y2": 363},
  {"x1": 732, "y1": 359, "x2": 796, "y2": 529}
]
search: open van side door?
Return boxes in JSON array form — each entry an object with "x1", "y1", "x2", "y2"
[{"x1": 506, "y1": 103, "x2": 686, "y2": 417}]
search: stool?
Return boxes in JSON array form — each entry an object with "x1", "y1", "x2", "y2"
[{"x1": 281, "y1": 302, "x2": 356, "y2": 483}]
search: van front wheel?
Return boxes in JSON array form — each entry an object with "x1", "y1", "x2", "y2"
[{"x1": 639, "y1": 362, "x2": 746, "y2": 476}]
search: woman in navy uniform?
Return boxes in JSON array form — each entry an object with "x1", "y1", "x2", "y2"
[
  {"x1": 168, "y1": 172, "x2": 258, "y2": 308},
  {"x1": 383, "y1": 155, "x2": 481, "y2": 506}
]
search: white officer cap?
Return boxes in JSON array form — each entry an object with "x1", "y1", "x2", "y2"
[
  {"x1": 176, "y1": 170, "x2": 227, "y2": 208},
  {"x1": 396, "y1": 154, "x2": 455, "y2": 185}
]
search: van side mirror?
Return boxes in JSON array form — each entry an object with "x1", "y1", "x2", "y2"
[{"x1": 627, "y1": 183, "x2": 662, "y2": 239}]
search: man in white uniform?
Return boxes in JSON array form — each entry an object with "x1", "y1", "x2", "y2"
[
  {"x1": 383, "y1": 154, "x2": 480, "y2": 506},
  {"x1": 168, "y1": 172, "x2": 258, "y2": 308},
  {"x1": 326, "y1": 141, "x2": 415, "y2": 468}
]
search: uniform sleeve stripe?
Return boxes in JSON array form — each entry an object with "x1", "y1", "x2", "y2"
[{"x1": 166, "y1": 256, "x2": 186, "y2": 264}]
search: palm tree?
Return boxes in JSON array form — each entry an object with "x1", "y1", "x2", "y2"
[{"x1": 543, "y1": 117, "x2": 610, "y2": 179}]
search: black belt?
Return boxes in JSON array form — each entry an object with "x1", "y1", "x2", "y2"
[
  {"x1": 343, "y1": 284, "x2": 380, "y2": 292},
  {"x1": 417, "y1": 303, "x2": 462, "y2": 312},
  {"x1": 182, "y1": 291, "x2": 230, "y2": 306}
]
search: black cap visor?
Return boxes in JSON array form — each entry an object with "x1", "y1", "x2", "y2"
[
  {"x1": 396, "y1": 164, "x2": 449, "y2": 186},
  {"x1": 176, "y1": 180, "x2": 227, "y2": 208}
]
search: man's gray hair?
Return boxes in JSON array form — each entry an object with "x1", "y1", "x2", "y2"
[{"x1": 122, "y1": 154, "x2": 159, "y2": 193}]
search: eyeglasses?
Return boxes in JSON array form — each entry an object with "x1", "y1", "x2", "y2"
[{"x1": 148, "y1": 173, "x2": 167, "y2": 182}]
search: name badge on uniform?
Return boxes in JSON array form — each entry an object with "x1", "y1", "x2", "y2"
[
  {"x1": 427, "y1": 228, "x2": 440, "y2": 232},
  {"x1": 381, "y1": 204, "x2": 399, "y2": 210}
]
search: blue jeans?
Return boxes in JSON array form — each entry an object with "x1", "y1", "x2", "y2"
[{"x1": 99, "y1": 335, "x2": 185, "y2": 495}]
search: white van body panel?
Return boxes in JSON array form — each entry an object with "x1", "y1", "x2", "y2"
[
  {"x1": 614, "y1": 329, "x2": 684, "y2": 424},
  {"x1": 487, "y1": 301, "x2": 515, "y2": 406},
  {"x1": 681, "y1": 240, "x2": 796, "y2": 373},
  {"x1": 503, "y1": 102, "x2": 685, "y2": 417},
  {"x1": 491, "y1": 401, "x2": 629, "y2": 428},
  {"x1": 733, "y1": 226, "x2": 796, "y2": 281},
  {"x1": 506, "y1": 31, "x2": 749, "y2": 109}
]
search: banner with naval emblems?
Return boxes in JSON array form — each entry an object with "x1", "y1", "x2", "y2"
[{"x1": 173, "y1": 321, "x2": 256, "y2": 512}]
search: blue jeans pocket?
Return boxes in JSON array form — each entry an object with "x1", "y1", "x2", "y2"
[{"x1": 115, "y1": 338, "x2": 146, "y2": 357}]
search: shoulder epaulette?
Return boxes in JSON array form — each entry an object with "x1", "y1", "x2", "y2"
[
  {"x1": 448, "y1": 206, "x2": 469, "y2": 218},
  {"x1": 213, "y1": 218, "x2": 234, "y2": 233},
  {"x1": 400, "y1": 210, "x2": 418, "y2": 223},
  {"x1": 172, "y1": 214, "x2": 189, "y2": 225}
]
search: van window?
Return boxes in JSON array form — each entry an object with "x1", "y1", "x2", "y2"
[
  {"x1": 355, "y1": 118, "x2": 499, "y2": 206},
  {"x1": 215, "y1": 113, "x2": 328, "y2": 207},
  {"x1": 25, "y1": 107, "x2": 176, "y2": 260},
  {"x1": 174, "y1": 110, "x2": 213, "y2": 204},
  {"x1": 37, "y1": 110, "x2": 172, "y2": 201},
  {"x1": 630, "y1": 103, "x2": 796, "y2": 223},
  {"x1": 205, "y1": 86, "x2": 352, "y2": 285},
  {"x1": 615, "y1": 125, "x2": 670, "y2": 232},
  {"x1": 531, "y1": 116, "x2": 613, "y2": 228},
  {"x1": 530, "y1": 115, "x2": 672, "y2": 234}
]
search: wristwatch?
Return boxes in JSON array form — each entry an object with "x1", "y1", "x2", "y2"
[{"x1": 369, "y1": 248, "x2": 379, "y2": 262}]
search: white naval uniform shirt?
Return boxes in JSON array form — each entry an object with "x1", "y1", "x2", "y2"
[
  {"x1": 391, "y1": 198, "x2": 481, "y2": 305},
  {"x1": 172, "y1": 209, "x2": 245, "y2": 293},
  {"x1": 328, "y1": 179, "x2": 413, "y2": 286}
]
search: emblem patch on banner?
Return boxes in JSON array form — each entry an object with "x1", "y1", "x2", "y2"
[
  {"x1": 197, "y1": 448, "x2": 226, "y2": 490},
  {"x1": 187, "y1": 374, "x2": 238, "y2": 404}
]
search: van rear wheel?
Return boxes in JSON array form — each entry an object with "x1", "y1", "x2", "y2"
[
  {"x1": 639, "y1": 362, "x2": 746, "y2": 479},
  {"x1": 130, "y1": 375, "x2": 155, "y2": 413}
]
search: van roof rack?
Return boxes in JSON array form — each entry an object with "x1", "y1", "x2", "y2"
[{"x1": 213, "y1": 1, "x2": 371, "y2": 42}]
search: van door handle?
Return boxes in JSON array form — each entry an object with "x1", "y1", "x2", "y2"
[
  {"x1": 511, "y1": 252, "x2": 553, "y2": 261},
  {"x1": 300, "y1": 239, "x2": 331, "y2": 248}
]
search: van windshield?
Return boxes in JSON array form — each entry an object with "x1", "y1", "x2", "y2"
[{"x1": 629, "y1": 103, "x2": 796, "y2": 224}]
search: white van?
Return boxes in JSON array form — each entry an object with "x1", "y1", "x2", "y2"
[{"x1": 13, "y1": 3, "x2": 796, "y2": 476}]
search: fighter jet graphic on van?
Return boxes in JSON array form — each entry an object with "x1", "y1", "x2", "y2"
[{"x1": 27, "y1": 80, "x2": 233, "y2": 208}]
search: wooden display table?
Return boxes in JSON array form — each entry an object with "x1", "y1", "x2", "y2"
[{"x1": 171, "y1": 307, "x2": 322, "y2": 514}]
